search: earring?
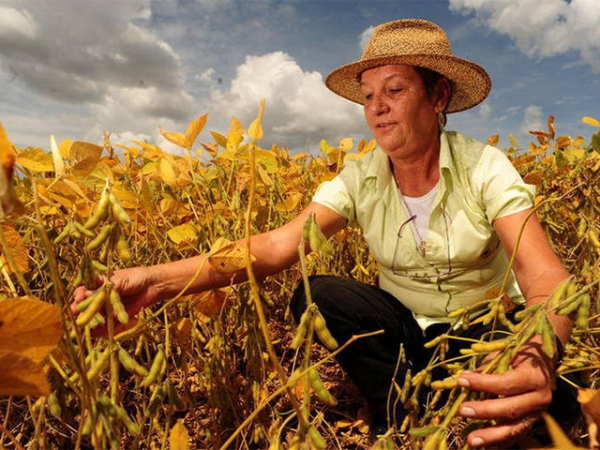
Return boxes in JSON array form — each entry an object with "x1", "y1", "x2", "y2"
[{"x1": 437, "y1": 111, "x2": 446, "y2": 130}]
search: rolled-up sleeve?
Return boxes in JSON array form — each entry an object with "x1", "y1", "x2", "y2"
[
  {"x1": 475, "y1": 147, "x2": 536, "y2": 222},
  {"x1": 312, "y1": 176, "x2": 356, "y2": 222}
]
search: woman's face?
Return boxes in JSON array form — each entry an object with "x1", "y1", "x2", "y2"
[{"x1": 360, "y1": 64, "x2": 447, "y2": 159}]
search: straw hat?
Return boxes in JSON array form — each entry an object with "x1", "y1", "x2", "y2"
[{"x1": 325, "y1": 19, "x2": 491, "y2": 113}]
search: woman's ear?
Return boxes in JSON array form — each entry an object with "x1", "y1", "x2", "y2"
[{"x1": 434, "y1": 77, "x2": 452, "y2": 112}]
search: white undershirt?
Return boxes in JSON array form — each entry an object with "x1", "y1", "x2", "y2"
[{"x1": 401, "y1": 183, "x2": 439, "y2": 243}]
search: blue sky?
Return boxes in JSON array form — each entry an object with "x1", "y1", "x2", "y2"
[{"x1": 1, "y1": 0, "x2": 599, "y2": 154}]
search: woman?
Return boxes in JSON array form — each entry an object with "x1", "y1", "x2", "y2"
[{"x1": 74, "y1": 19, "x2": 573, "y2": 448}]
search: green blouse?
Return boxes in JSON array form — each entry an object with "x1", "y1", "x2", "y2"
[{"x1": 312, "y1": 131, "x2": 536, "y2": 330}]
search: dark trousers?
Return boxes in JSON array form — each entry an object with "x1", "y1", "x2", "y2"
[{"x1": 289, "y1": 275, "x2": 579, "y2": 426}]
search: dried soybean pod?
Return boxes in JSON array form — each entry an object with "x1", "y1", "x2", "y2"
[
  {"x1": 290, "y1": 309, "x2": 311, "y2": 349},
  {"x1": 116, "y1": 406, "x2": 141, "y2": 435},
  {"x1": 430, "y1": 378, "x2": 458, "y2": 391},
  {"x1": 308, "y1": 367, "x2": 337, "y2": 405},
  {"x1": 447, "y1": 307, "x2": 467, "y2": 319},
  {"x1": 91, "y1": 259, "x2": 108, "y2": 273},
  {"x1": 575, "y1": 293, "x2": 591, "y2": 331},
  {"x1": 307, "y1": 425, "x2": 327, "y2": 450},
  {"x1": 116, "y1": 234, "x2": 131, "y2": 262},
  {"x1": 86, "y1": 223, "x2": 114, "y2": 252},
  {"x1": 471, "y1": 339, "x2": 508, "y2": 353},
  {"x1": 557, "y1": 291, "x2": 585, "y2": 317},
  {"x1": 84, "y1": 188, "x2": 111, "y2": 229},
  {"x1": 313, "y1": 309, "x2": 338, "y2": 350},
  {"x1": 307, "y1": 215, "x2": 332, "y2": 255},
  {"x1": 76, "y1": 288, "x2": 108, "y2": 327},
  {"x1": 87, "y1": 347, "x2": 111, "y2": 381},
  {"x1": 81, "y1": 413, "x2": 93, "y2": 436},
  {"x1": 47, "y1": 392, "x2": 61, "y2": 418},
  {"x1": 146, "y1": 382, "x2": 167, "y2": 416},
  {"x1": 109, "y1": 192, "x2": 131, "y2": 225},
  {"x1": 73, "y1": 221, "x2": 96, "y2": 238},
  {"x1": 118, "y1": 347, "x2": 148, "y2": 377},
  {"x1": 550, "y1": 277, "x2": 572, "y2": 308},
  {"x1": 166, "y1": 378, "x2": 186, "y2": 410},
  {"x1": 140, "y1": 345, "x2": 166, "y2": 387},
  {"x1": 541, "y1": 323, "x2": 556, "y2": 358},
  {"x1": 109, "y1": 287, "x2": 129, "y2": 324},
  {"x1": 53, "y1": 223, "x2": 73, "y2": 244}
]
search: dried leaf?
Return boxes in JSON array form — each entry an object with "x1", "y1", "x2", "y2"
[
  {"x1": 169, "y1": 419, "x2": 190, "y2": 450},
  {"x1": 50, "y1": 135, "x2": 66, "y2": 177},
  {"x1": 186, "y1": 114, "x2": 208, "y2": 148},
  {"x1": 166, "y1": 223, "x2": 198, "y2": 248},
  {"x1": 194, "y1": 290, "x2": 227, "y2": 319},
  {"x1": 578, "y1": 388, "x2": 600, "y2": 449},
  {"x1": 0, "y1": 350, "x2": 51, "y2": 397},
  {"x1": 0, "y1": 297, "x2": 62, "y2": 363},
  {"x1": 338, "y1": 137, "x2": 353, "y2": 152},
  {"x1": 0, "y1": 224, "x2": 30, "y2": 273},
  {"x1": 160, "y1": 126, "x2": 190, "y2": 150},
  {"x1": 208, "y1": 237, "x2": 255, "y2": 273},
  {"x1": 541, "y1": 412, "x2": 585, "y2": 449},
  {"x1": 582, "y1": 116, "x2": 600, "y2": 128},
  {"x1": 17, "y1": 148, "x2": 54, "y2": 172}
]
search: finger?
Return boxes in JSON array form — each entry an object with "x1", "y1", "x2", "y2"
[
  {"x1": 71, "y1": 288, "x2": 96, "y2": 313},
  {"x1": 459, "y1": 390, "x2": 549, "y2": 422},
  {"x1": 466, "y1": 415, "x2": 539, "y2": 448},
  {"x1": 458, "y1": 368, "x2": 547, "y2": 397}
]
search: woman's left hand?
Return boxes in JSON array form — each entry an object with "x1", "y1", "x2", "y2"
[{"x1": 457, "y1": 338, "x2": 555, "y2": 448}]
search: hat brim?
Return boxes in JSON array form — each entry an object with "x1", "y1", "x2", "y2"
[{"x1": 325, "y1": 54, "x2": 491, "y2": 113}]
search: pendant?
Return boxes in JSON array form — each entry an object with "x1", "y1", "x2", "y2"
[{"x1": 418, "y1": 241, "x2": 427, "y2": 257}]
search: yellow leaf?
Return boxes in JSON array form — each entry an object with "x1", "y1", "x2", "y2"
[
  {"x1": 171, "y1": 318, "x2": 193, "y2": 344},
  {"x1": 0, "y1": 123, "x2": 16, "y2": 180},
  {"x1": 487, "y1": 134, "x2": 500, "y2": 147},
  {"x1": 255, "y1": 148, "x2": 278, "y2": 173},
  {"x1": 319, "y1": 139, "x2": 335, "y2": 155},
  {"x1": 159, "y1": 126, "x2": 190, "y2": 150},
  {"x1": 338, "y1": 137, "x2": 353, "y2": 152},
  {"x1": 0, "y1": 124, "x2": 24, "y2": 217},
  {"x1": 210, "y1": 131, "x2": 229, "y2": 148},
  {"x1": 0, "y1": 225, "x2": 30, "y2": 273},
  {"x1": 58, "y1": 138, "x2": 73, "y2": 160},
  {"x1": 275, "y1": 192, "x2": 302, "y2": 212},
  {"x1": 17, "y1": 148, "x2": 54, "y2": 172},
  {"x1": 541, "y1": 412, "x2": 585, "y2": 449},
  {"x1": 0, "y1": 297, "x2": 62, "y2": 363},
  {"x1": 194, "y1": 290, "x2": 227, "y2": 320},
  {"x1": 185, "y1": 114, "x2": 208, "y2": 148},
  {"x1": 583, "y1": 116, "x2": 600, "y2": 128},
  {"x1": 248, "y1": 99, "x2": 266, "y2": 141},
  {"x1": 208, "y1": 237, "x2": 254, "y2": 273},
  {"x1": 248, "y1": 118, "x2": 263, "y2": 142},
  {"x1": 227, "y1": 117, "x2": 245, "y2": 153},
  {"x1": 69, "y1": 141, "x2": 103, "y2": 163},
  {"x1": 50, "y1": 135, "x2": 65, "y2": 177},
  {"x1": 578, "y1": 388, "x2": 600, "y2": 449},
  {"x1": 167, "y1": 223, "x2": 198, "y2": 247},
  {"x1": 169, "y1": 419, "x2": 190, "y2": 450},
  {"x1": 0, "y1": 350, "x2": 51, "y2": 397},
  {"x1": 508, "y1": 133, "x2": 519, "y2": 148}
]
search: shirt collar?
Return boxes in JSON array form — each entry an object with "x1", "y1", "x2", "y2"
[{"x1": 365, "y1": 131, "x2": 454, "y2": 194}]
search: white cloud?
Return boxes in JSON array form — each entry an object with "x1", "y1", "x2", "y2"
[
  {"x1": 479, "y1": 103, "x2": 492, "y2": 120},
  {"x1": 0, "y1": 0, "x2": 192, "y2": 116},
  {"x1": 359, "y1": 26, "x2": 375, "y2": 51},
  {"x1": 208, "y1": 52, "x2": 368, "y2": 150},
  {"x1": 449, "y1": 0, "x2": 600, "y2": 72},
  {"x1": 520, "y1": 105, "x2": 544, "y2": 135}
]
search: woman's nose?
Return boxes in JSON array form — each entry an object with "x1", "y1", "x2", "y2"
[{"x1": 369, "y1": 94, "x2": 389, "y2": 115}]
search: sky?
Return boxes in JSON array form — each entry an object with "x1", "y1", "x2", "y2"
[{"x1": 1, "y1": 0, "x2": 599, "y2": 155}]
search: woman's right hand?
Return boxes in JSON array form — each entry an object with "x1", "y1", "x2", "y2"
[{"x1": 71, "y1": 266, "x2": 160, "y2": 328}]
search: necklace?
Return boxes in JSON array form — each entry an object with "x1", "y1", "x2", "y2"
[{"x1": 397, "y1": 187, "x2": 427, "y2": 257}]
